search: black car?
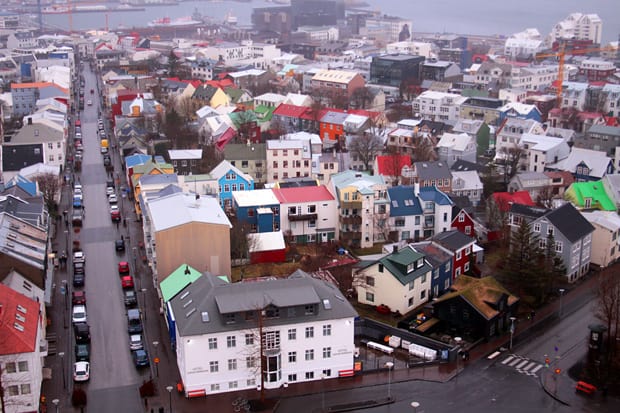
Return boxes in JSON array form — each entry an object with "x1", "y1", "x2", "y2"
[
  {"x1": 73, "y1": 272, "x2": 85, "y2": 287},
  {"x1": 123, "y1": 289, "x2": 137, "y2": 307},
  {"x1": 75, "y1": 343, "x2": 90, "y2": 361},
  {"x1": 132, "y1": 349, "x2": 149, "y2": 368},
  {"x1": 115, "y1": 238, "x2": 125, "y2": 252},
  {"x1": 74, "y1": 322, "x2": 90, "y2": 344},
  {"x1": 73, "y1": 261, "x2": 85, "y2": 275},
  {"x1": 103, "y1": 155, "x2": 111, "y2": 166}
]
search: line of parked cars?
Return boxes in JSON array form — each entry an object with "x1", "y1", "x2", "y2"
[
  {"x1": 118, "y1": 257, "x2": 148, "y2": 368},
  {"x1": 71, "y1": 247, "x2": 90, "y2": 382}
]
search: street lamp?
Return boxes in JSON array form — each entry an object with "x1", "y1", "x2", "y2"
[
  {"x1": 141, "y1": 288, "x2": 148, "y2": 324},
  {"x1": 64, "y1": 230, "x2": 69, "y2": 252},
  {"x1": 166, "y1": 385, "x2": 174, "y2": 413},
  {"x1": 411, "y1": 401, "x2": 420, "y2": 413},
  {"x1": 559, "y1": 288, "x2": 566, "y2": 318},
  {"x1": 52, "y1": 398, "x2": 59, "y2": 413},
  {"x1": 385, "y1": 361, "x2": 394, "y2": 400},
  {"x1": 454, "y1": 337, "x2": 462, "y2": 385},
  {"x1": 509, "y1": 316, "x2": 517, "y2": 350},
  {"x1": 153, "y1": 341, "x2": 159, "y2": 378},
  {"x1": 58, "y1": 352, "x2": 66, "y2": 390}
]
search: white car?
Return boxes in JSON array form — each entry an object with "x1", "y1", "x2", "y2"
[
  {"x1": 129, "y1": 334, "x2": 144, "y2": 351},
  {"x1": 108, "y1": 194, "x2": 118, "y2": 204},
  {"x1": 106, "y1": 187, "x2": 115, "y2": 196},
  {"x1": 87, "y1": 99, "x2": 92, "y2": 106},
  {"x1": 72, "y1": 305, "x2": 87, "y2": 324},
  {"x1": 73, "y1": 361, "x2": 90, "y2": 382}
]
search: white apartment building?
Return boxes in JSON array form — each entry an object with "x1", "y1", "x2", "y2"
[
  {"x1": 169, "y1": 271, "x2": 358, "y2": 397},
  {"x1": 519, "y1": 133, "x2": 570, "y2": 173},
  {"x1": 549, "y1": 13, "x2": 602, "y2": 46},
  {"x1": 504, "y1": 38, "x2": 543, "y2": 59},
  {"x1": 561, "y1": 81, "x2": 589, "y2": 111},
  {"x1": 510, "y1": 65, "x2": 559, "y2": 91},
  {"x1": 197, "y1": 40, "x2": 281, "y2": 70},
  {"x1": 296, "y1": 26, "x2": 339, "y2": 42},
  {"x1": 412, "y1": 91, "x2": 468, "y2": 122},
  {"x1": 494, "y1": 118, "x2": 545, "y2": 160},
  {"x1": 385, "y1": 41, "x2": 433, "y2": 58},
  {"x1": 601, "y1": 84, "x2": 620, "y2": 118},
  {"x1": 266, "y1": 140, "x2": 313, "y2": 183}
]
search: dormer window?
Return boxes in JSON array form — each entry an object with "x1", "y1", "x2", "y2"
[
  {"x1": 407, "y1": 263, "x2": 414, "y2": 273},
  {"x1": 304, "y1": 304, "x2": 315, "y2": 315},
  {"x1": 416, "y1": 258, "x2": 424, "y2": 269}
]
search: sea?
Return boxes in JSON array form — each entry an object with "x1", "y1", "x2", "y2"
[{"x1": 40, "y1": 0, "x2": 620, "y2": 44}]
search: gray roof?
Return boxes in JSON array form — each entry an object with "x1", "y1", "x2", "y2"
[
  {"x1": 170, "y1": 270, "x2": 357, "y2": 336},
  {"x1": 544, "y1": 203, "x2": 594, "y2": 243},
  {"x1": 431, "y1": 229, "x2": 475, "y2": 251},
  {"x1": 413, "y1": 161, "x2": 452, "y2": 180},
  {"x1": 321, "y1": 111, "x2": 349, "y2": 125},
  {"x1": 224, "y1": 143, "x2": 267, "y2": 161}
]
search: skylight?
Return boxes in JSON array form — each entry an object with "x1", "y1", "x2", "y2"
[
  {"x1": 322, "y1": 299, "x2": 332, "y2": 310},
  {"x1": 201, "y1": 311, "x2": 210, "y2": 323}
]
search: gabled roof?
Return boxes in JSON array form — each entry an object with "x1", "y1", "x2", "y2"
[
  {"x1": 418, "y1": 186, "x2": 453, "y2": 206},
  {"x1": 492, "y1": 191, "x2": 535, "y2": 212},
  {"x1": 431, "y1": 229, "x2": 475, "y2": 251},
  {"x1": 509, "y1": 202, "x2": 549, "y2": 219},
  {"x1": 321, "y1": 111, "x2": 349, "y2": 125},
  {"x1": 388, "y1": 186, "x2": 422, "y2": 217},
  {"x1": 375, "y1": 155, "x2": 411, "y2": 177},
  {"x1": 378, "y1": 246, "x2": 432, "y2": 286},
  {"x1": 160, "y1": 264, "x2": 203, "y2": 302},
  {"x1": 272, "y1": 185, "x2": 334, "y2": 204},
  {"x1": 412, "y1": 161, "x2": 452, "y2": 180},
  {"x1": 436, "y1": 133, "x2": 473, "y2": 151},
  {"x1": 248, "y1": 231, "x2": 286, "y2": 253},
  {"x1": 209, "y1": 160, "x2": 252, "y2": 183},
  {"x1": 0, "y1": 284, "x2": 39, "y2": 355},
  {"x1": 547, "y1": 147, "x2": 611, "y2": 179},
  {"x1": 450, "y1": 159, "x2": 488, "y2": 173},
  {"x1": 273, "y1": 103, "x2": 309, "y2": 118},
  {"x1": 170, "y1": 271, "x2": 357, "y2": 336},
  {"x1": 433, "y1": 275, "x2": 519, "y2": 320},
  {"x1": 543, "y1": 202, "x2": 595, "y2": 243},
  {"x1": 565, "y1": 181, "x2": 616, "y2": 211}
]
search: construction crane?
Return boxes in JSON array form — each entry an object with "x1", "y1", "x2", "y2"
[{"x1": 535, "y1": 44, "x2": 616, "y2": 107}]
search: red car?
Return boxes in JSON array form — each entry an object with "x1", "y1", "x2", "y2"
[
  {"x1": 72, "y1": 290, "x2": 86, "y2": 305},
  {"x1": 121, "y1": 275, "x2": 134, "y2": 289},
  {"x1": 118, "y1": 261, "x2": 130, "y2": 275},
  {"x1": 110, "y1": 205, "x2": 121, "y2": 222}
]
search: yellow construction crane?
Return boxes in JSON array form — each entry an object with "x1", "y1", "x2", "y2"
[{"x1": 535, "y1": 44, "x2": 616, "y2": 106}]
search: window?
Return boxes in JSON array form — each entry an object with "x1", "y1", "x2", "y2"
[
  {"x1": 240, "y1": 183, "x2": 245, "y2": 191},
  {"x1": 408, "y1": 297, "x2": 414, "y2": 306},
  {"x1": 366, "y1": 292, "x2": 375, "y2": 302},
  {"x1": 5, "y1": 362, "x2": 16, "y2": 373},
  {"x1": 456, "y1": 250, "x2": 462, "y2": 260},
  {"x1": 208, "y1": 338, "x2": 217, "y2": 349},
  {"x1": 224, "y1": 184, "x2": 230, "y2": 192},
  {"x1": 458, "y1": 214, "x2": 465, "y2": 222},
  {"x1": 366, "y1": 276, "x2": 375, "y2": 286},
  {"x1": 305, "y1": 326, "x2": 314, "y2": 338},
  {"x1": 247, "y1": 378, "x2": 256, "y2": 387},
  {"x1": 226, "y1": 336, "x2": 236, "y2": 348},
  {"x1": 308, "y1": 205, "x2": 316, "y2": 213},
  {"x1": 305, "y1": 371, "x2": 315, "y2": 379},
  {"x1": 323, "y1": 347, "x2": 331, "y2": 358},
  {"x1": 232, "y1": 184, "x2": 237, "y2": 191},
  {"x1": 229, "y1": 381, "x2": 238, "y2": 389},
  {"x1": 209, "y1": 361, "x2": 219, "y2": 372},
  {"x1": 323, "y1": 324, "x2": 331, "y2": 336},
  {"x1": 534, "y1": 223, "x2": 541, "y2": 232},
  {"x1": 309, "y1": 219, "x2": 316, "y2": 227},
  {"x1": 228, "y1": 359, "x2": 237, "y2": 370},
  {"x1": 464, "y1": 262, "x2": 470, "y2": 272},
  {"x1": 288, "y1": 328, "x2": 297, "y2": 340},
  {"x1": 248, "y1": 209, "x2": 255, "y2": 217},
  {"x1": 421, "y1": 273, "x2": 427, "y2": 283},
  {"x1": 246, "y1": 356, "x2": 256, "y2": 368},
  {"x1": 305, "y1": 349, "x2": 314, "y2": 361},
  {"x1": 555, "y1": 241, "x2": 563, "y2": 253},
  {"x1": 421, "y1": 290, "x2": 426, "y2": 299},
  {"x1": 18, "y1": 361, "x2": 28, "y2": 372},
  {"x1": 288, "y1": 374, "x2": 297, "y2": 382},
  {"x1": 548, "y1": 227, "x2": 554, "y2": 236},
  {"x1": 7, "y1": 386, "x2": 18, "y2": 396},
  {"x1": 211, "y1": 383, "x2": 221, "y2": 391},
  {"x1": 304, "y1": 305, "x2": 315, "y2": 315},
  {"x1": 245, "y1": 333, "x2": 254, "y2": 345}
]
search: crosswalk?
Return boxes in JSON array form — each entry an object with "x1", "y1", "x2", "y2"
[{"x1": 500, "y1": 354, "x2": 544, "y2": 377}]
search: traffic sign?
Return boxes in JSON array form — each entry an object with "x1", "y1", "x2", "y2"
[{"x1": 154, "y1": 357, "x2": 160, "y2": 364}]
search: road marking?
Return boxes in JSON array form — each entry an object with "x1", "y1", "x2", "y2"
[
  {"x1": 508, "y1": 358, "x2": 522, "y2": 367},
  {"x1": 530, "y1": 364, "x2": 543, "y2": 374},
  {"x1": 502, "y1": 356, "x2": 514, "y2": 365},
  {"x1": 523, "y1": 361, "x2": 537, "y2": 371},
  {"x1": 516, "y1": 360, "x2": 530, "y2": 369}
]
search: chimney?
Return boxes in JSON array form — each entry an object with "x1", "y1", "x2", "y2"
[
  {"x1": 27, "y1": 117, "x2": 32, "y2": 125},
  {"x1": 392, "y1": 245, "x2": 398, "y2": 254},
  {"x1": 414, "y1": 182, "x2": 420, "y2": 197}
]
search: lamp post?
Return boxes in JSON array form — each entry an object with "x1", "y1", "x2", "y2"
[
  {"x1": 153, "y1": 341, "x2": 159, "y2": 378},
  {"x1": 58, "y1": 352, "x2": 66, "y2": 390},
  {"x1": 64, "y1": 230, "x2": 69, "y2": 252},
  {"x1": 509, "y1": 316, "x2": 516, "y2": 350},
  {"x1": 559, "y1": 288, "x2": 565, "y2": 318},
  {"x1": 454, "y1": 337, "x2": 462, "y2": 385},
  {"x1": 385, "y1": 361, "x2": 394, "y2": 400},
  {"x1": 140, "y1": 288, "x2": 148, "y2": 324},
  {"x1": 61, "y1": 280, "x2": 68, "y2": 329},
  {"x1": 52, "y1": 398, "x2": 59, "y2": 413},
  {"x1": 166, "y1": 385, "x2": 174, "y2": 413},
  {"x1": 411, "y1": 401, "x2": 420, "y2": 413}
]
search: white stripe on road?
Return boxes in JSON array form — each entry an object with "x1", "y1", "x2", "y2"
[
  {"x1": 508, "y1": 358, "x2": 522, "y2": 367},
  {"x1": 530, "y1": 364, "x2": 544, "y2": 374},
  {"x1": 502, "y1": 356, "x2": 514, "y2": 365},
  {"x1": 523, "y1": 361, "x2": 537, "y2": 371},
  {"x1": 516, "y1": 360, "x2": 530, "y2": 369}
]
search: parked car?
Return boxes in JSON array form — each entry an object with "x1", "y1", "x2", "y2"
[
  {"x1": 132, "y1": 349, "x2": 149, "y2": 368},
  {"x1": 73, "y1": 197, "x2": 82, "y2": 209},
  {"x1": 73, "y1": 261, "x2": 85, "y2": 275},
  {"x1": 74, "y1": 322, "x2": 90, "y2": 344},
  {"x1": 87, "y1": 99, "x2": 92, "y2": 106},
  {"x1": 72, "y1": 290, "x2": 86, "y2": 305},
  {"x1": 121, "y1": 276, "x2": 134, "y2": 289},
  {"x1": 118, "y1": 261, "x2": 130, "y2": 275},
  {"x1": 110, "y1": 205, "x2": 121, "y2": 222},
  {"x1": 115, "y1": 238, "x2": 125, "y2": 251},
  {"x1": 72, "y1": 272, "x2": 85, "y2": 287},
  {"x1": 74, "y1": 250, "x2": 85, "y2": 263},
  {"x1": 75, "y1": 343, "x2": 90, "y2": 362},
  {"x1": 73, "y1": 361, "x2": 90, "y2": 382},
  {"x1": 106, "y1": 186, "x2": 115, "y2": 196},
  {"x1": 127, "y1": 309, "x2": 142, "y2": 334},
  {"x1": 124, "y1": 289, "x2": 137, "y2": 307},
  {"x1": 129, "y1": 334, "x2": 144, "y2": 350},
  {"x1": 108, "y1": 194, "x2": 118, "y2": 204},
  {"x1": 72, "y1": 305, "x2": 87, "y2": 324}
]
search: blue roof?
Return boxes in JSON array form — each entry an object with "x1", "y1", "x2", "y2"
[
  {"x1": 388, "y1": 186, "x2": 422, "y2": 217},
  {"x1": 4, "y1": 175, "x2": 37, "y2": 196},
  {"x1": 418, "y1": 186, "x2": 453, "y2": 206},
  {"x1": 125, "y1": 154, "x2": 152, "y2": 168}
]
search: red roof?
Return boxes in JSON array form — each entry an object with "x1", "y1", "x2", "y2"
[
  {"x1": 300, "y1": 108, "x2": 330, "y2": 121},
  {"x1": 273, "y1": 104, "x2": 309, "y2": 118},
  {"x1": 0, "y1": 284, "x2": 40, "y2": 355},
  {"x1": 492, "y1": 191, "x2": 534, "y2": 212},
  {"x1": 272, "y1": 185, "x2": 335, "y2": 203},
  {"x1": 215, "y1": 127, "x2": 236, "y2": 151},
  {"x1": 375, "y1": 155, "x2": 412, "y2": 176}
]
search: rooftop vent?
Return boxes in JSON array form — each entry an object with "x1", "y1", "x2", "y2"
[
  {"x1": 322, "y1": 299, "x2": 332, "y2": 310},
  {"x1": 17, "y1": 304, "x2": 27, "y2": 314},
  {"x1": 185, "y1": 308, "x2": 196, "y2": 318},
  {"x1": 182, "y1": 299, "x2": 193, "y2": 309},
  {"x1": 14, "y1": 322, "x2": 24, "y2": 332},
  {"x1": 201, "y1": 311, "x2": 210, "y2": 323}
]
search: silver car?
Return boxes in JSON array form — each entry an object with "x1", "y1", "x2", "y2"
[{"x1": 129, "y1": 334, "x2": 143, "y2": 350}]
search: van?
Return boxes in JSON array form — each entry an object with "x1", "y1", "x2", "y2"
[{"x1": 127, "y1": 309, "x2": 143, "y2": 334}]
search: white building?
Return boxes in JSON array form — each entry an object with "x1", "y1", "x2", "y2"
[
  {"x1": 510, "y1": 65, "x2": 559, "y2": 91},
  {"x1": 169, "y1": 271, "x2": 358, "y2": 397},
  {"x1": 581, "y1": 211, "x2": 620, "y2": 268},
  {"x1": 519, "y1": 133, "x2": 570, "y2": 173},
  {"x1": 296, "y1": 26, "x2": 339, "y2": 42},
  {"x1": 196, "y1": 40, "x2": 281, "y2": 70},
  {"x1": 495, "y1": 118, "x2": 545, "y2": 160},
  {"x1": 450, "y1": 170, "x2": 483, "y2": 207},
  {"x1": 561, "y1": 81, "x2": 589, "y2": 111},
  {"x1": 436, "y1": 132, "x2": 477, "y2": 167},
  {"x1": 549, "y1": 13, "x2": 602, "y2": 46},
  {"x1": 266, "y1": 140, "x2": 312, "y2": 183},
  {"x1": 412, "y1": 91, "x2": 468, "y2": 122},
  {"x1": 601, "y1": 84, "x2": 620, "y2": 118},
  {"x1": 385, "y1": 41, "x2": 433, "y2": 58},
  {"x1": 504, "y1": 38, "x2": 543, "y2": 59}
]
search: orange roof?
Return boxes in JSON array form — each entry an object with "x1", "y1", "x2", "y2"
[
  {"x1": 11, "y1": 82, "x2": 68, "y2": 95},
  {"x1": 0, "y1": 284, "x2": 40, "y2": 355}
]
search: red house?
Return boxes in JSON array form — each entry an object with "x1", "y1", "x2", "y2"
[
  {"x1": 431, "y1": 229, "x2": 477, "y2": 280},
  {"x1": 451, "y1": 206, "x2": 476, "y2": 238},
  {"x1": 374, "y1": 154, "x2": 412, "y2": 184},
  {"x1": 491, "y1": 191, "x2": 535, "y2": 213},
  {"x1": 248, "y1": 231, "x2": 286, "y2": 264}
]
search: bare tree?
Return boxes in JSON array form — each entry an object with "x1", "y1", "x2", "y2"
[
  {"x1": 229, "y1": 217, "x2": 258, "y2": 261},
  {"x1": 596, "y1": 272, "x2": 620, "y2": 364},
  {"x1": 35, "y1": 173, "x2": 60, "y2": 217},
  {"x1": 348, "y1": 132, "x2": 383, "y2": 172},
  {"x1": 176, "y1": 96, "x2": 200, "y2": 123},
  {"x1": 536, "y1": 186, "x2": 555, "y2": 209},
  {"x1": 412, "y1": 136, "x2": 437, "y2": 162},
  {"x1": 498, "y1": 145, "x2": 525, "y2": 182},
  {"x1": 308, "y1": 99, "x2": 325, "y2": 133},
  {"x1": 350, "y1": 86, "x2": 373, "y2": 109}
]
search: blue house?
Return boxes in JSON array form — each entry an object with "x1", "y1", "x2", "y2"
[
  {"x1": 210, "y1": 160, "x2": 254, "y2": 210},
  {"x1": 498, "y1": 102, "x2": 542, "y2": 124},
  {"x1": 410, "y1": 240, "x2": 454, "y2": 298},
  {"x1": 231, "y1": 189, "x2": 280, "y2": 233},
  {"x1": 387, "y1": 186, "x2": 423, "y2": 242}
]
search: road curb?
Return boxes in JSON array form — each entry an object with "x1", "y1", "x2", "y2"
[{"x1": 539, "y1": 368, "x2": 571, "y2": 406}]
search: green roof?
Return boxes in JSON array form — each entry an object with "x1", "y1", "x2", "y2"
[
  {"x1": 253, "y1": 105, "x2": 275, "y2": 122},
  {"x1": 379, "y1": 247, "x2": 431, "y2": 286},
  {"x1": 160, "y1": 264, "x2": 203, "y2": 302},
  {"x1": 565, "y1": 181, "x2": 616, "y2": 211}
]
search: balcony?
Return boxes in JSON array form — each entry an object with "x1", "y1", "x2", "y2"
[
  {"x1": 341, "y1": 201, "x2": 363, "y2": 210},
  {"x1": 288, "y1": 213, "x2": 318, "y2": 222},
  {"x1": 340, "y1": 231, "x2": 362, "y2": 241},
  {"x1": 340, "y1": 215, "x2": 362, "y2": 225}
]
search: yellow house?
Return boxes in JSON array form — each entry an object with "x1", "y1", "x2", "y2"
[
  {"x1": 130, "y1": 161, "x2": 175, "y2": 215},
  {"x1": 192, "y1": 84, "x2": 230, "y2": 109}
]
